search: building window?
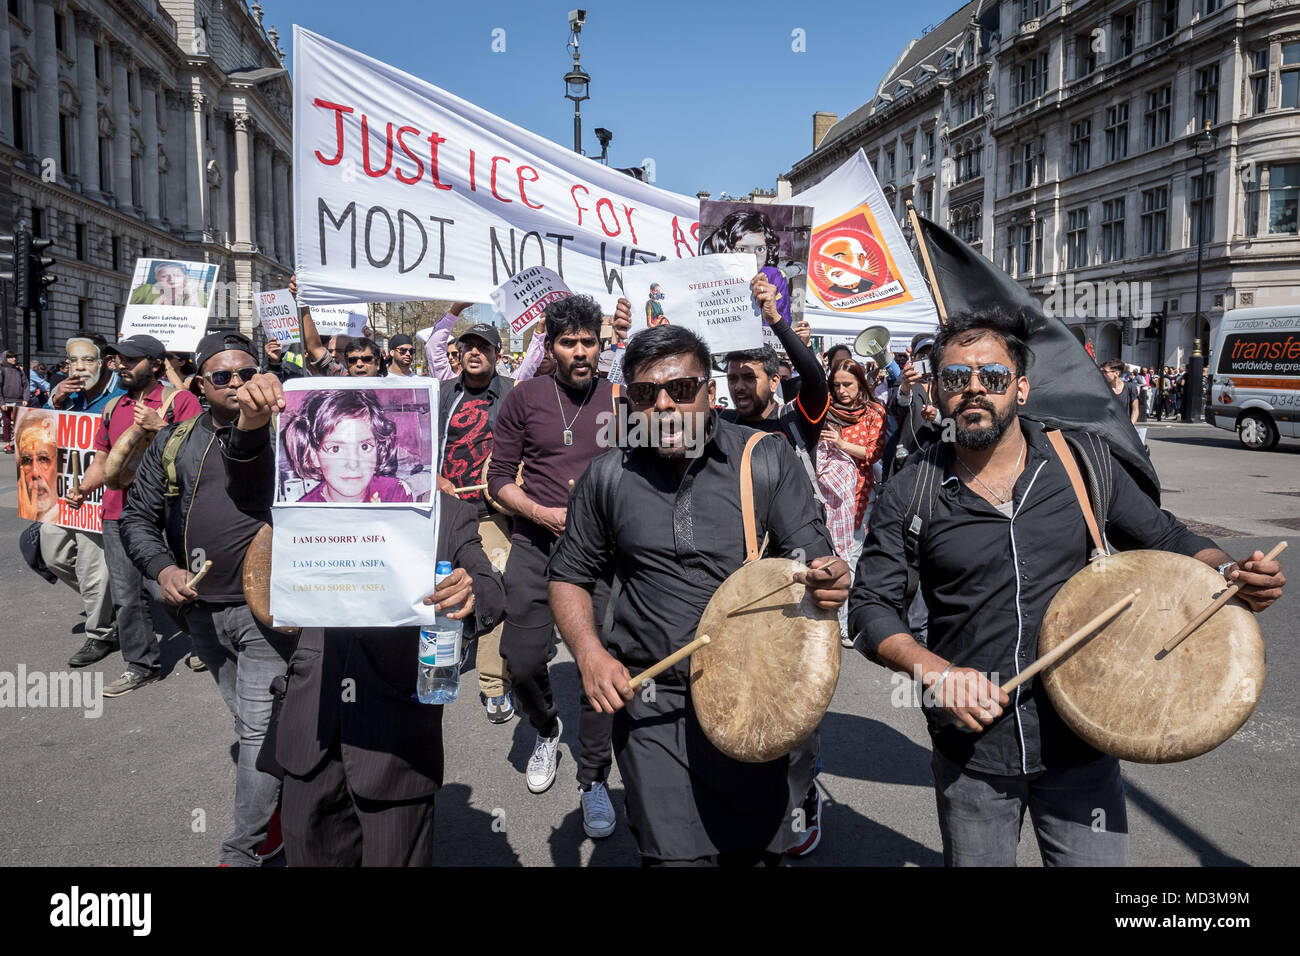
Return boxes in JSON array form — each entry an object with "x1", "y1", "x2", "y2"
[
  {"x1": 1016, "y1": 52, "x2": 1049, "y2": 105},
  {"x1": 98, "y1": 136, "x2": 112, "y2": 193},
  {"x1": 1105, "y1": 103, "x2": 1129, "y2": 162},
  {"x1": 920, "y1": 185, "x2": 933, "y2": 218},
  {"x1": 1195, "y1": 65, "x2": 1219, "y2": 128},
  {"x1": 1157, "y1": 0, "x2": 1178, "y2": 40},
  {"x1": 1190, "y1": 172, "x2": 1215, "y2": 245},
  {"x1": 1203, "y1": 0, "x2": 1221, "y2": 13},
  {"x1": 58, "y1": 114, "x2": 75, "y2": 179},
  {"x1": 1067, "y1": 207, "x2": 1089, "y2": 268},
  {"x1": 1251, "y1": 163, "x2": 1300, "y2": 235},
  {"x1": 1070, "y1": 119, "x2": 1091, "y2": 173},
  {"x1": 1144, "y1": 86, "x2": 1172, "y2": 148},
  {"x1": 1035, "y1": 218, "x2": 1044, "y2": 273},
  {"x1": 128, "y1": 70, "x2": 138, "y2": 109},
  {"x1": 1017, "y1": 223, "x2": 1032, "y2": 276},
  {"x1": 94, "y1": 44, "x2": 104, "y2": 80},
  {"x1": 54, "y1": 12, "x2": 69, "y2": 53},
  {"x1": 130, "y1": 154, "x2": 142, "y2": 208},
  {"x1": 1282, "y1": 42, "x2": 1300, "y2": 109},
  {"x1": 75, "y1": 223, "x2": 86, "y2": 260},
  {"x1": 1116, "y1": 11, "x2": 1136, "y2": 59},
  {"x1": 904, "y1": 141, "x2": 914, "y2": 171},
  {"x1": 11, "y1": 86, "x2": 28, "y2": 153},
  {"x1": 1101, "y1": 198, "x2": 1126, "y2": 262},
  {"x1": 31, "y1": 206, "x2": 43, "y2": 237},
  {"x1": 923, "y1": 129, "x2": 935, "y2": 161},
  {"x1": 1020, "y1": 0, "x2": 1041, "y2": 22},
  {"x1": 159, "y1": 171, "x2": 168, "y2": 222},
  {"x1": 1250, "y1": 50, "x2": 1269, "y2": 114},
  {"x1": 1078, "y1": 31, "x2": 1098, "y2": 77},
  {"x1": 886, "y1": 150, "x2": 895, "y2": 179},
  {"x1": 8, "y1": 0, "x2": 20, "y2": 20},
  {"x1": 1011, "y1": 142, "x2": 1038, "y2": 190},
  {"x1": 1141, "y1": 186, "x2": 1169, "y2": 254},
  {"x1": 78, "y1": 299, "x2": 90, "y2": 330},
  {"x1": 111, "y1": 236, "x2": 121, "y2": 271}
]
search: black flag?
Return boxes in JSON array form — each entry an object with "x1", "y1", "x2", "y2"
[{"x1": 916, "y1": 215, "x2": 1159, "y2": 502}]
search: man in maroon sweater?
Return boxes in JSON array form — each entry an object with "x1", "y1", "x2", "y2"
[{"x1": 487, "y1": 294, "x2": 628, "y2": 840}]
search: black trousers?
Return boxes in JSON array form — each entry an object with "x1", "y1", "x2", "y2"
[
  {"x1": 281, "y1": 744, "x2": 436, "y2": 867},
  {"x1": 499, "y1": 532, "x2": 612, "y2": 787}
]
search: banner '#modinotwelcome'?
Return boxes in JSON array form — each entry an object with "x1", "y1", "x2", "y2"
[{"x1": 293, "y1": 27, "x2": 701, "y2": 313}]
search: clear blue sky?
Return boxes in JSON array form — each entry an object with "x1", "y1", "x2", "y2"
[{"x1": 267, "y1": 0, "x2": 964, "y2": 198}]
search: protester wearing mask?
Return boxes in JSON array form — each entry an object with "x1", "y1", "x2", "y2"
[
  {"x1": 67, "y1": 334, "x2": 203, "y2": 697},
  {"x1": 118, "y1": 332, "x2": 289, "y2": 865}
]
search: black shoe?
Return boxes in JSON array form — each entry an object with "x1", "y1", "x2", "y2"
[
  {"x1": 102, "y1": 669, "x2": 160, "y2": 698},
  {"x1": 68, "y1": 637, "x2": 118, "y2": 668}
]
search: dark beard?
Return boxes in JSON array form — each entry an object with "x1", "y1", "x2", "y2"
[{"x1": 954, "y1": 399, "x2": 1017, "y2": 449}]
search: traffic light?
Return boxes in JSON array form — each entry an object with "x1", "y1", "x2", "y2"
[
  {"x1": 1122, "y1": 314, "x2": 1134, "y2": 346},
  {"x1": 0, "y1": 232, "x2": 15, "y2": 285},
  {"x1": 28, "y1": 236, "x2": 56, "y2": 310},
  {"x1": 10, "y1": 229, "x2": 32, "y2": 310}
]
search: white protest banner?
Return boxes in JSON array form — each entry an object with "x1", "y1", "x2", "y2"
[
  {"x1": 14, "y1": 409, "x2": 103, "y2": 533},
  {"x1": 309, "y1": 303, "x2": 369, "y2": 338},
  {"x1": 785, "y1": 149, "x2": 939, "y2": 341},
  {"x1": 293, "y1": 27, "x2": 700, "y2": 313},
  {"x1": 623, "y1": 254, "x2": 763, "y2": 354},
  {"x1": 269, "y1": 377, "x2": 441, "y2": 627},
  {"x1": 120, "y1": 258, "x2": 219, "y2": 352},
  {"x1": 491, "y1": 266, "x2": 571, "y2": 334},
  {"x1": 256, "y1": 289, "x2": 301, "y2": 346}
]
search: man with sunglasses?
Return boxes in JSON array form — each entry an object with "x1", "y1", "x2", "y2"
[
  {"x1": 67, "y1": 334, "x2": 203, "y2": 698},
  {"x1": 851, "y1": 308, "x2": 1287, "y2": 866},
  {"x1": 385, "y1": 334, "x2": 421, "y2": 378},
  {"x1": 343, "y1": 338, "x2": 386, "y2": 377},
  {"x1": 118, "y1": 332, "x2": 293, "y2": 866},
  {"x1": 549, "y1": 324, "x2": 851, "y2": 865}
]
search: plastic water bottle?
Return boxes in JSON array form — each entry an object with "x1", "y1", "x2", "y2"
[{"x1": 416, "y1": 561, "x2": 462, "y2": 704}]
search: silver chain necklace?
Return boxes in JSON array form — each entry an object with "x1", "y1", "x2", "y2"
[
  {"x1": 554, "y1": 377, "x2": 595, "y2": 446},
  {"x1": 956, "y1": 435, "x2": 1026, "y2": 504}
]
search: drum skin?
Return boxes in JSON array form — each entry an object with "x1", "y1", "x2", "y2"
[
  {"x1": 1038, "y1": 550, "x2": 1265, "y2": 763},
  {"x1": 691, "y1": 558, "x2": 841, "y2": 763},
  {"x1": 242, "y1": 523, "x2": 299, "y2": 635},
  {"x1": 103, "y1": 424, "x2": 154, "y2": 490}
]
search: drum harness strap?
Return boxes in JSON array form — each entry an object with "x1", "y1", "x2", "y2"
[
  {"x1": 739, "y1": 431, "x2": 774, "y2": 565},
  {"x1": 901, "y1": 427, "x2": 1116, "y2": 581},
  {"x1": 101, "y1": 384, "x2": 180, "y2": 432}
]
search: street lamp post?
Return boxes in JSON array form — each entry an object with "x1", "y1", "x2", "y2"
[
  {"x1": 1185, "y1": 122, "x2": 1217, "y2": 422},
  {"x1": 564, "y1": 12, "x2": 590, "y2": 154}
]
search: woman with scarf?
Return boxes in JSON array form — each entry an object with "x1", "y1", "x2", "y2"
[{"x1": 818, "y1": 359, "x2": 887, "y2": 645}]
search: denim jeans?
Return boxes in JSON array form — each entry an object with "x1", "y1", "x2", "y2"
[
  {"x1": 185, "y1": 602, "x2": 294, "y2": 867},
  {"x1": 101, "y1": 519, "x2": 160, "y2": 675},
  {"x1": 931, "y1": 748, "x2": 1129, "y2": 867}
]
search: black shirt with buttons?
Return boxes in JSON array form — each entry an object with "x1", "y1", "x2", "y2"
[{"x1": 850, "y1": 419, "x2": 1216, "y2": 775}]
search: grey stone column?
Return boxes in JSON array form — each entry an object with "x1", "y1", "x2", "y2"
[
  {"x1": 35, "y1": 0, "x2": 61, "y2": 174},
  {"x1": 272, "y1": 150, "x2": 289, "y2": 265},
  {"x1": 255, "y1": 135, "x2": 273, "y2": 254},
  {"x1": 163, "y1": 90, "x2": 186, "y2": 230},
  {"x1": 0, "y1": 2, "x2": 15, "y2": 147},
  {"x1": 110, "y1": 42, "x2": 133, "y2": 207},
  {"x1": 140, "y1": 69, "x2": 161, "y2": 223},
  {"x1": 233, "y1": 111, "x2": 253, "y2": 247},
  {"x1": 74, "y1": 11, "x2": 100, "y2": 197},
  {"x1": 185, "y1": 91, "x2": 206, "y2": 235}
]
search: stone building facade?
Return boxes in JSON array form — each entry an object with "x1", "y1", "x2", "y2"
[{"x1": 1, "y1": 0, "x2": 293, "y2": 362}]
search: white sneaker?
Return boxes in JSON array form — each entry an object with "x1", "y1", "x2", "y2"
[
  {"x1": 526, "y1": 718, "x2": 563, "y2": 793},
  {"x1": 580, "y1": 781, "x2": 617, "y2": 838}
]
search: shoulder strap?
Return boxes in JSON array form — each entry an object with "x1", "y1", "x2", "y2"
[
  {"x1": 739, "y1": 431, "x2": 770, "y2": 565},
  {"x1": 1047, "y1": 430, "x2": 1109, "y2": 558},
  {"x1": 902, "y1": 441, "x2": 946, "y2": 570},
  {"x1": 162, "y1": 417, "x2": 202, "y2": 498},
  {"x1": 102, "y1": 394, "x2": 123, "y2": 426},
  {"x1": 159, "y1": 385, "x2": 179, "y2": 423}
]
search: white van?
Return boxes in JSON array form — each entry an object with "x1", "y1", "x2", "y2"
[{"x1": 1208, "y1": 307, "x2": 1300, "y2": 450}]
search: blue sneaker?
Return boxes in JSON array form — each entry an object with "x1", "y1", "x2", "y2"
[{"x1": 483, "y1": 691, "x2": 515, "y2": 724}]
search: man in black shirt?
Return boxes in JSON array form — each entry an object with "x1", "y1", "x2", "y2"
[
  {"x1": 850, "y1": 309, "x2": 1287, "y2": 866},
  {"x1": 119, "y1": 332, "x2": 291, "y2": 866},
  {"x1": 549, "y1": 325, "x2": 851, "y2": 865}
]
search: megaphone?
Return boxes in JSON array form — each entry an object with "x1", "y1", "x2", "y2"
[{"x1": 853, "y1": 325, "x2": 892, "y2": 365}]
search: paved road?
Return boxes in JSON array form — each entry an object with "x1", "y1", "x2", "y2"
[{"x1": 0, "y1": 422, "x2": 1296, "y2": 866}]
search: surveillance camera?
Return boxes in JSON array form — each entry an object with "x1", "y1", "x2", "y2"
[
  {"x1": 594, "y1": 127, "x2": 613, "y2": 147},
  {"x1": 569, "y1": 9, "x2": 586, "y2": 29}
]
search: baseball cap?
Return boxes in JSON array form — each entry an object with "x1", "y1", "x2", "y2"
[
  {"x1": 911, "y1": 333, "x2": 936, "y2": 354},
  {"x1": 458, "y1": 324, "x2": 501, "y2": 351},
  {"x1": 104, "y1": 334, "x2": 166, "y2": 361},
  {"x1": 194, "y1": 331, "x2": 256, "y2": 373},
  {"x1": 388, "y1": 333, "x2": 414, "y2": 349}
]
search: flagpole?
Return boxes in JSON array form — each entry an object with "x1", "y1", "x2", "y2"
[{"x1": 906, "y1": 200, "x2": 948, "y2": 326}]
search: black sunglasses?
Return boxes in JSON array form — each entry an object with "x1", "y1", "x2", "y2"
[
  {"x1": 937, "y1": 363, "x2": 1015, "y2": 395},
  {"x1": 391, "y1": 346, "x2": 414, "y2": 355},
  {"x1": 346, "y1": 355, "x2": 377, "y2": 364},
  {"x1": 201, "y1": 366, "x2": 258, "y2": 387},
  {"x1": 626, "y1": 376, "x2": 708, "y2": 407}
]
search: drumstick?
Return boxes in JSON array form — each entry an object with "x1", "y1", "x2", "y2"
[
  {"x1": 187, "y1": 560, "x2": 213, "y2": 589},
  {"x1": 1160, "y1": 541, "x2": 1288, "y2": 656},
  {"x1": 451, "y1": 483, "x2": 488, "y2": 494},
  {"x1": 626, "y1": 635, "x2": 710, "y2": 691},
  {"x1": 998, "y1": 589, "x2": 1141, "y2": 694},
  {"x1": 726, "y1": 580, "x2": 794, "y2": 617}
]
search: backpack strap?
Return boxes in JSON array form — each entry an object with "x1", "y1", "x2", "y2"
[
  {"x1": 739, "y1": 431, "x2": 772, "y2": 565},
  {"x1": 1047, "y1": 429, "x2": 1110, "y2": 559},
  {"x1": 902, "y1": 441, "x2": 947, "y2": 571},
  {"x1": 158, "y1": 385, "x2": 179, "y2": 423},
  {"x1": 162, "y1": 417, "x2": 202, "y2": 498},
  {"x1": 101, "y1": 394, "x2": 123, "y2": 428}
]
